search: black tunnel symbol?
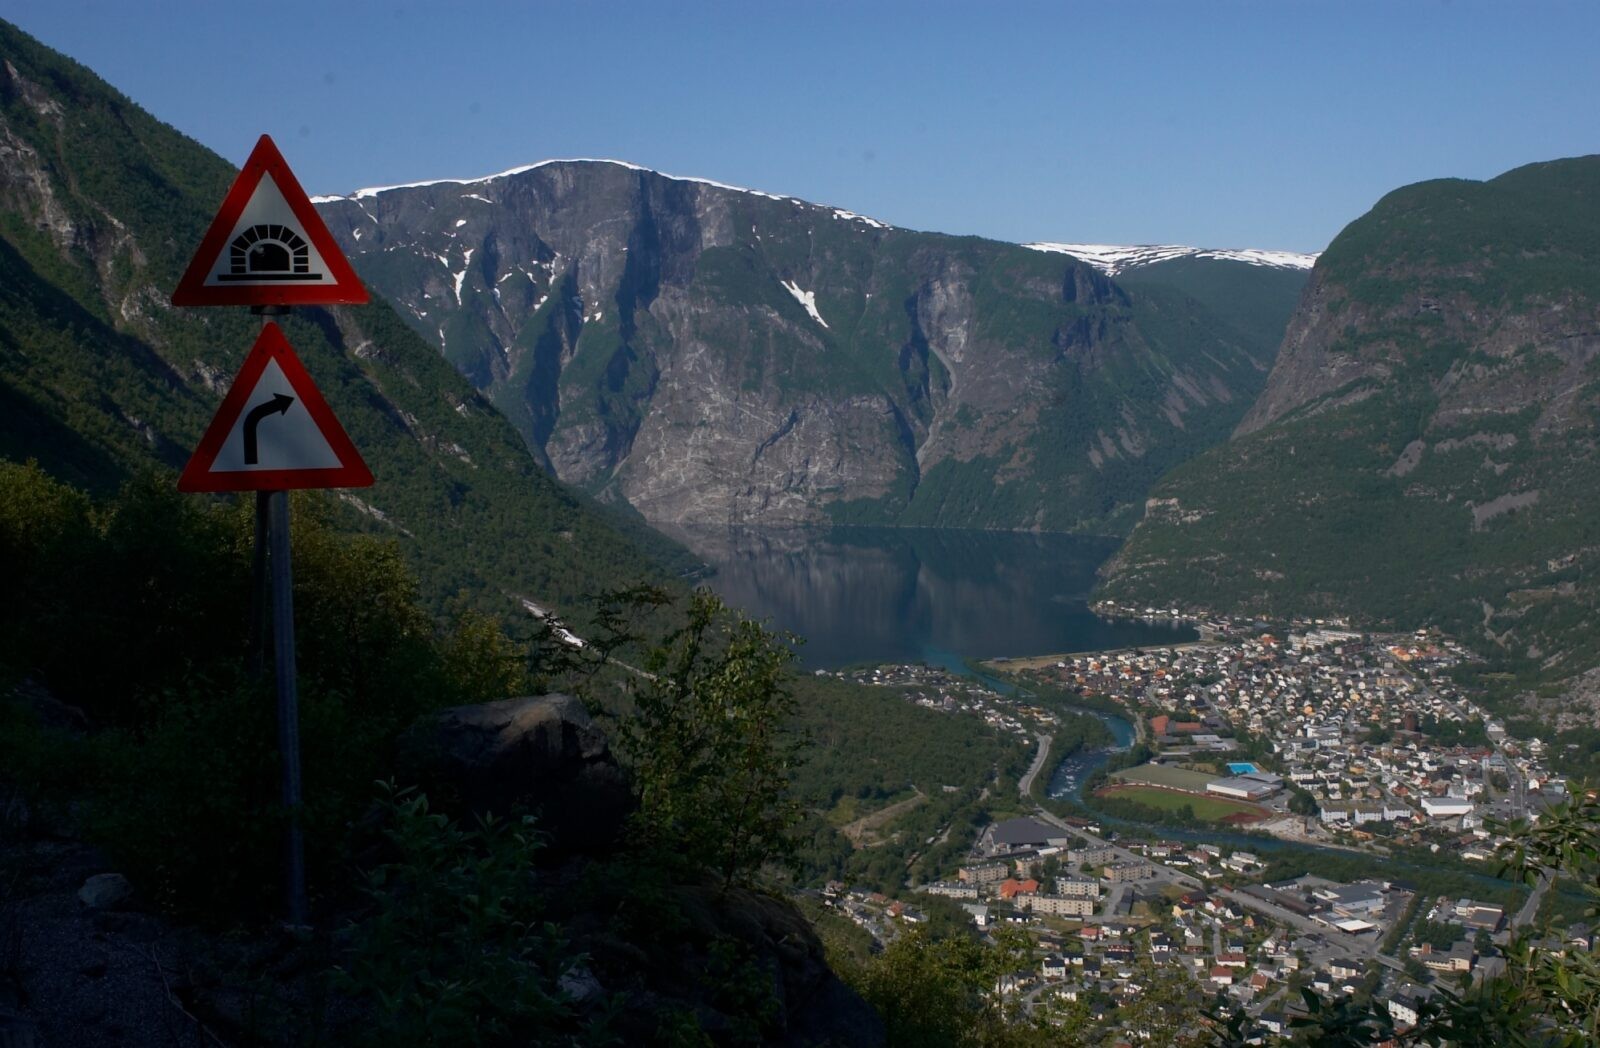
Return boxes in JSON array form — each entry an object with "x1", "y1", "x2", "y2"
[{"x1": 219, "y1": 224, "x2": 322, "y2": 281}]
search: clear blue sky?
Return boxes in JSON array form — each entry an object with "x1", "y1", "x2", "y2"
[{"x1": 10, "y1": 1, "x2": 1599, "y2": 253}]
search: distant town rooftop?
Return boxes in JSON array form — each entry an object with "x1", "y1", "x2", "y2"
[{"x1": 987, "y1": 817, "x2": 1064, "y2": 847}]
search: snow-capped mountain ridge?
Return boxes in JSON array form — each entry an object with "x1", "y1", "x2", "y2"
[
  {"x1": 313, "y1": 161, "x2": 1313, "y2": 263},
  {"x1": 311, "y1": 158, "x2": 890, "y2": 229},
  {"x1": 1025, "y1": 242, "x2": 1318, "y2": 276}
]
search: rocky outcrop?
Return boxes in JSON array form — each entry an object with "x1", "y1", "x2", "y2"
[
  {"x1": 1233, "y1": 271, "x2": 1389, "y2": 436},
  {"x1": 317, "y1": 163, "x2": 1302, "y2": 532},
  {"x1": 398, "y1": 693, "x2": 632, "y2": 855}
]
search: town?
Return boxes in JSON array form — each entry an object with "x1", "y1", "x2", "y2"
[
  {"x1": 1032, "y1": 607, "x2": 1560, "y2": 847},
  {"x1": 814, "y1": 615, "x2": 1591, "y2": 1042}
]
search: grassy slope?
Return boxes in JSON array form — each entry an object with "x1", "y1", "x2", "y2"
[{"x1": 0, "y1": 20, "x2": 691, "y2": 619}]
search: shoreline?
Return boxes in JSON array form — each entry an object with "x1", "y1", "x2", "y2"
[{"x1": 979, "y1": 638, "x2": 1215, "y2": 672}]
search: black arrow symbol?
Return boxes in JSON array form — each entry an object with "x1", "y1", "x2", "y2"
[{"x1": 243, "y1": 393, "x2": 295, "y2": 465}]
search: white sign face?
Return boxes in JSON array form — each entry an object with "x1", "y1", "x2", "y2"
[
  {"x1": 208, "y1": 358, "x2": 343, "y2": 472},
  {"x1": 199, "y1": 173, "x2": 338, "y2": 288}
]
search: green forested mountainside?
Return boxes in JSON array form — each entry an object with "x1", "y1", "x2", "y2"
[
  {"x1": 317, "y1": 160, "x2": 1306, "y2": 534},
  {"x1": 0, "y1": 20, "x2": 690, "y2": 617},
  {"x1": 787, "y1": 675, "x2": 1022, "y2": 892},
  {"x1": 789, "y1": 676, "x2": 1014, "y2": 812},
  {"x1": 1101, "y1": 155, "x2": 1600, "y2": 694}
]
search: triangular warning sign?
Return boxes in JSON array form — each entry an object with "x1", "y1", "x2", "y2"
[
  {"x1": 179, "y1": 322, "x2": 373, "y2": 492},
  {"x1": 172, "y1": 134, "x2": 368, "y2": 307}
]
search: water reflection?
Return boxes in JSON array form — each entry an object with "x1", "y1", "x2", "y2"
[{"x1": 665, "y1": 525, "x2": 1195, "y2": 669}]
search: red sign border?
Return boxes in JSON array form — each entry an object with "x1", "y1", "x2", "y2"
[
  {"x1": 171, "y1": 134, "x2": 369, "y2": 307},
  {"x1": 178, "y1": 322, "x2": 373, "y2": 492}
]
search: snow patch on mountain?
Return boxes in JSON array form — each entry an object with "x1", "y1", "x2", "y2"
[
  {"x1": 452, "y1": 248, "x2": 473, "y2": 305},
  {"x1": 829, "y1": 208, "x2": 888, "y2": 230},
  {"x1": 780, "y1": 280, "x2": 829, "y2": 329},
  {"x1": 1024, "y1": 242, "x2": 1317, "y2": 275}
]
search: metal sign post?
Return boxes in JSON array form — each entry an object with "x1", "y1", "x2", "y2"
[
  {"x1": 255, "y1": 304, "x2": 307, "y2": 928},
  {"x1": 172, "y1": 135, "x2": 372, "y2": 928},
  {"x1": 267, "y1": 485, "x2": 307, "y2": 925}
]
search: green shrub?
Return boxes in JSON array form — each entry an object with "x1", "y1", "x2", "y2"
[
  {"x1": 332, "y1": 784, "x2": 605, "y2": 1047},
  {"x1": 0, "y1": 464, "x2": 537, "y2": 923}
]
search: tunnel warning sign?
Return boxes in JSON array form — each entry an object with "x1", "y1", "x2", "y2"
[
  {"x1": 177, "y1": 322, "x2": 372, "y2": 491},
  {"x1": 172, "y1": 134, "x2": 368, "y2": 307}
]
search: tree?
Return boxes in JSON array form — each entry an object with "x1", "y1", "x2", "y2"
[
  {"x1": 846, "y1": 926, "x2": 1055, "y2": 1048},
  {"x1": 1289, "y1": 786, "x2": 1320, "y2": 816},
  {"x1": 608, "y1": 588, "x2": 805, "y2": 891},
  {"x1": 1114, "y1": 961, "x2": 1206, "y2": 1046}
]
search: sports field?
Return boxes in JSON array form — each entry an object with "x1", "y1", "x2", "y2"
[
  {"x1": 1110, "y1": 763, "x2": 1216, "y2": 793},
  {"x1": 1097, "y1": 784, "x2": 1267, "y2": 822}
]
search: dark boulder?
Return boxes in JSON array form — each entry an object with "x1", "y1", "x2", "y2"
[{"x1": 398, "y1": 694, "x2": 632, "y2": 855}]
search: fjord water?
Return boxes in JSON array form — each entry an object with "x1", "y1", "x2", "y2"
[{"x1": 669, "y1": 526, "x2": 1196, "y2": 670}]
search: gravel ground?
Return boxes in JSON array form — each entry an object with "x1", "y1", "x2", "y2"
[{"x1": 2, "y1": 838, "x2": 225, "y2": 1048}]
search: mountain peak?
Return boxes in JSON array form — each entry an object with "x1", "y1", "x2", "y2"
[
  {"x1": 1024, "y1": 242, "x2": 1319, "y2": 276},
  {"x1": 310, "y1": 158, "x2": 893, "y2": 230}
]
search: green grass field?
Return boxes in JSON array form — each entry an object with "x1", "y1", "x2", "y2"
[
  {"x1": 1110, "y1": 763, "x2": 1218, "y2": 792},
  {"x1": 1097, "y1": 783, "x2": 1267, "y2": 822}
]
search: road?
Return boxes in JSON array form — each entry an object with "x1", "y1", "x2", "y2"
[
  {"x1": 1017, "y1": 730, "x2": 1201, "y2": 892},
  {"x1": 1018, "y1": 733, "x2": 1053, "y2": 798},
  {"x1": 1510, "y1": 870, "x2": 1553, "y2": 932}
]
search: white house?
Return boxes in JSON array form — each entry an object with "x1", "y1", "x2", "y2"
[{"x1": 1421, "y1": 796, "x2": 1475, "y2": 818}]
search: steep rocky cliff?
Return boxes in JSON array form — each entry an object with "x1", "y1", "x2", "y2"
[
  {"x1": 315, "y1": 165, "x2": 1310, "y2": 532},
  {"x1": 1101, "y1": 155, "x2": 1600, "y2": 685}
]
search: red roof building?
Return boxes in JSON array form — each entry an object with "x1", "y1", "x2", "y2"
[{"x1": 999, "y1": 878, "x2": 1040, "y2": 900}]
